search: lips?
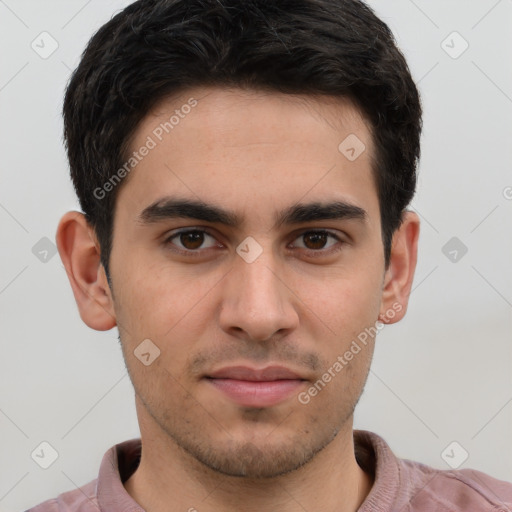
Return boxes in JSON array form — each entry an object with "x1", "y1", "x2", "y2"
[
  {"x1": 207, "y1": 365, "x2": 304, "y2": 381},
  {"x1": 205, "y1": 365, "x2": 307, "y2": 408}
]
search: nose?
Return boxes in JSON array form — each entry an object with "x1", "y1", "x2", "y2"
[{"x1": 218, "y1": 248, "x2": 299, "y2": 342}]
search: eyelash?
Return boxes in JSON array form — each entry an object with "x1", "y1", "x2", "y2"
[{"x1": 163, "y1": 228, "x2": 345, "y2": 258}]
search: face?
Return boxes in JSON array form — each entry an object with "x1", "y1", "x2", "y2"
[{"x1": 102, "y1": 86, "x2": 392, "y2": 477}]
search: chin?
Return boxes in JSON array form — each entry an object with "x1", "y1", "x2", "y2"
[{"x1": 172, "y1": 424, "x2": 341, "y2": 479}]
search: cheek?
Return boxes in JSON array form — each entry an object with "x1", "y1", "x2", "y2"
[
  {"x1": 296, "y1": 268, "x2": 383, "y2": 335},
  {"x1": 113, "y1": 253, "x2": 186, "y2": 324},
  {"x1": 111, "y1": 257, "x2": 222, "y2": 366}
]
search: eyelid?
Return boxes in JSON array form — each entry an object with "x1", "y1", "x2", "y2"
[{"x1": 289, "y1": 228, "x2": 342, "y2": 242}]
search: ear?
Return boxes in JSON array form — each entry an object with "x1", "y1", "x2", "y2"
[
  {"x1": 378, "y1": 210, "x2": 420, "y2": 324},
  {"x1": 56, "y1": 211, "x2": 117, "y2": 331}
]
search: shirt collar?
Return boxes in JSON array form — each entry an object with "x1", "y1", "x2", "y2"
[{"x1": 96, "y1": 430, "x2": 399, "y2": 511}]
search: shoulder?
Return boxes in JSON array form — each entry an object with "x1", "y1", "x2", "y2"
[
  {"x1": 24, "y1": 479, "x2": 99, "y2": 512},
  {"x1": 24, "y1": 438, "x2": 142, "y2": 512},
  {"x1": 399, "y1": 458, "x2": 512, "y2": 510},
  {"x1": 355, "y1": 430, "x2": 512, "y2": 511}
]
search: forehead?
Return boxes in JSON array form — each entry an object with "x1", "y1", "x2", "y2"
[
  {"x1": 115, "y1": 86, "x2": 378, "y2": 225},
  {"x1": 145, "y1": 86, "x2": 372, "y2": 149}
]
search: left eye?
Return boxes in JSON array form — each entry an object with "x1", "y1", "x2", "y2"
[{"x1": 290, "y1": 230, "x2": 340, "y2": 251}]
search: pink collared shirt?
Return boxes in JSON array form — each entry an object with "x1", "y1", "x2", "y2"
[{"x1": 25, "y1": 430, "x2": 512, "y2": 511}]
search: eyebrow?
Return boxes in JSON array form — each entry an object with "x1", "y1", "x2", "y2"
[{"x1": 137, "y1": 196, "x2": 367, "y2": 230}]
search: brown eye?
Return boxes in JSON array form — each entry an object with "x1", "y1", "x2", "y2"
[
  {"x1": 165, "y1": 229, "x2": 219, "y2": 253},
  {"x1": 179, "y1": 231, "x2": 205, "y2": 250},
  {"x1": 302, "y1": 232, "x2": 329, "y2": 250},
  {"x1": 292, "y1": 230, "x2": 340, "y2": 251}
]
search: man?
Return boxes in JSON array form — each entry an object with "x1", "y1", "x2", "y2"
[{"x1": 27, "y1": 0, "x2": 512, "y2": 511}]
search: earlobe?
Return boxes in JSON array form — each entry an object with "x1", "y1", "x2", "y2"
[
  {"x1": 379, "y1": 210, "x2": 420, "y2": 324},
  {"x1": 56, "y1": 211, "x2": 117, "y2": 331}
]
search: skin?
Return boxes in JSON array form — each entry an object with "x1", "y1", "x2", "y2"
[{"x1": 57, "y1": 86, "x2": 419, "y2": 512}]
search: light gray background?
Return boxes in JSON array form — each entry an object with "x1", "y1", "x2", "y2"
[{"x1": 1, "y1": 1, "x2": 511, "y2": 510}]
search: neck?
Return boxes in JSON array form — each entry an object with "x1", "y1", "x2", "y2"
[{"x1": 124, "y1": 412, "x2": 373, "y2": 512}]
